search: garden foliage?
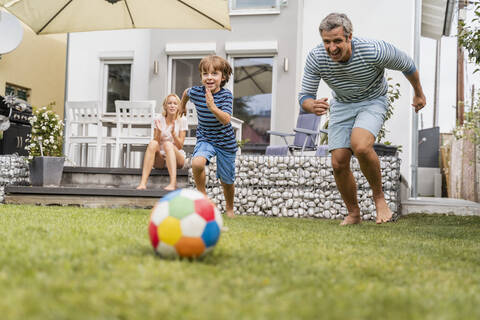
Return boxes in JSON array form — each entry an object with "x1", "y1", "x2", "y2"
[{"x1": 25, "y1": 103, "x2": 63, "y2": 160}]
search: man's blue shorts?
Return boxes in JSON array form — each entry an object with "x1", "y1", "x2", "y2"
[
  {"x1": 328, "y1": 95, "x2": 389, "y2": 152},
  {"x1": 192, "y1": 141, "x2": 236, "y2": 184}
]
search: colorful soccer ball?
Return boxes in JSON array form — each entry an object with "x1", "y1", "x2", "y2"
[{"x1": 149, "y1": 188, "x2": 223, "y2": 258}]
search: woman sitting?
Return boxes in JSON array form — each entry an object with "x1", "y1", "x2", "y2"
[{"x1": 137, "y1": 93, "x2": 187, "y2": 191}]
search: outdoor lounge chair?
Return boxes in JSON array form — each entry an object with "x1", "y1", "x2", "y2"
[{"x1": 265, "y1": 113, "x2": 327, "y2": 156}]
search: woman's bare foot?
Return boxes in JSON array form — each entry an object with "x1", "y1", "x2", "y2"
[
  {"x1": 340, "y1": 213, "x2": 361, "y2": 226},
  {"x1": 136, "y1": 185, "x2": 146, "y2": 190},
  {"x1": 164, "y1": 184, "x2": 177, "y2": 191},
  {"x1": 374, "y1": 198, "x2": 392, "y2": 224},
  {"x1": 226, "y1": 209, "x2": 235, "y2": 218}
]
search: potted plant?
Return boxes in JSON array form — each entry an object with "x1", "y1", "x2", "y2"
[
  {"x1": 374, "y1": 78, "x2": 401, "y2": 156},
  {"x1": 25, "y1": 103, "x2": 65, "y2": 187}
]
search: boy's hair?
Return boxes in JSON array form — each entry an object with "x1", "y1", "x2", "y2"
[
  {"x1": 162, "y1": 93, "x2": 181, "y2": 119},
  {"x1": 198, "y1": 55, "x2": 232, "y2": 88}
]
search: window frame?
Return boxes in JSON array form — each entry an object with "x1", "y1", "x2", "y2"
[
  {"x1": 226, "y1": 53, "x2": 277, "y2": 145},
  {"x1": 99, "y1": 52, "x2": 134, "y2": 114},
  {"x1": 167, "y1": 55, "x2": 206, "y2": 140},
  {"x1": 166, "y1": 55, "x2": 205, "y2": 96},
  {"x1": 5, "y1": 82, "x2": 31, "y2": 102},
  {"x1": 165, "y1": 42, "x2": 216, "y2": 96},
  {"x1": 229, "y1": 0, "x2": 281, "y2": 16}
]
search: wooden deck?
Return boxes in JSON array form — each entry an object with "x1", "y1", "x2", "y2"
[{"x1": 4, "y1": 166, "x2": 190, "y2": 208}]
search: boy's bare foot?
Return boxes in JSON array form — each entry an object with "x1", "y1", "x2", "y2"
[
  {"x1": 340, "y1": 213, "x2": 361, "y2": 226},
  {"x1": 374, "y1": 198, "x2": 392, "y2": 224},
  {"x1": 164, "y1": 184, "x2": 177, "y2": 191},
  {"x1": 226, "y1": 209, "x2": 235, "y2": 218},
  {"x1": 136, "y1": 185, "x2": 146, "y2": 190}
]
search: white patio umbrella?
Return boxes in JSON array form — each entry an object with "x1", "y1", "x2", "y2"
[{"x1": 0, "y1": 0, "x2": 231, "y2": 34}]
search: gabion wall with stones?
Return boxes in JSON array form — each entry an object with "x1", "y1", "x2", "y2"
[
  {"x1": 188, "y1": 155, "x2": 401, "y2": 221},
  {"x1": 0, "y1": 155, "x2": 30, "y2": 203}
]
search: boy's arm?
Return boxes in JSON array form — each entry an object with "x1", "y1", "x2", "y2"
[
  {"x1": 205, "y1": 88, "x2": 231, "y2": 125},
  {"x1": 179, "y1": 88, "x2": 190, "y2": 117}
]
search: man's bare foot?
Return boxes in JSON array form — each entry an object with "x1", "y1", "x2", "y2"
[
  {"x1": 374, "y1": 198, "x2": 392, "y2": 224},
  {"x1": 226, "y1": 209, "x2": 235, "y2": 218},
  {"x1": 340, "y1": 213, "x2": 361, "y2": 226},
  {"x1": 136, "y1": 185, "x2": 146, "y2": 190},
  {"x1": 164, "y1": 184, "x2": 177, "y2": 191}
]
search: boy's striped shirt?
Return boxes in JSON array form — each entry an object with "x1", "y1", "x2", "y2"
[
  {"x1": 188, "y1": 86, "x2": 238, "y2": 153},
  {"x1": 299, "y1": 37, "x2": 416, "y2": 106}
]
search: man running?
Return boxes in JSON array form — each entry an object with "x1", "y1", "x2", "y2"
[{"x1": 299, "y1": 13, "x2": 426, "y2": 225}]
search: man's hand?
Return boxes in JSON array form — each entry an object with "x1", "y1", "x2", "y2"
[
  {"x1": 205, "y1": 86, "x2": 214, "y2": 109},
  {"x1": 303, "y1": 97, "x2": 329, "y2": 115},
  {"x1": 312, "y1": 98, "x2": 329, "y2": 115},
  {"x1": 412, "y1": 93, "x2": 426, "y2": 113},
  {"x1": 405, "y1": 70, "x2": 426, "y2": 113}
]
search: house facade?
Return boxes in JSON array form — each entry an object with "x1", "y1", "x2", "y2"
[
  {"x1": 0, "y1": 14, "x2": 66, "y2": 116},
  {"x1": 67, "y1": 0, "x2": 450, "y2": 188},
  {"x1": 67, "y1": 0, "x2": 302, "y2": 154}
]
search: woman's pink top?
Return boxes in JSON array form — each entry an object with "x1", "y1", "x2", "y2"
[{"x1": 154, "y1": 114, "x2": 188, "y2": 157}]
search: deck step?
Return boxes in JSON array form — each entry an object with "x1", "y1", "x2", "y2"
[
  {"x1": 61, "y1": 166, "x2": 190, "y2": 189},
  {"x1": 4, "y1": 185, "x2": 171, "y2": 208}
]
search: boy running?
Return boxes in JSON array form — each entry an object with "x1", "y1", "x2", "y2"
[{"x1": 180, "y1": 55, "x2": 237, "y2": 218}]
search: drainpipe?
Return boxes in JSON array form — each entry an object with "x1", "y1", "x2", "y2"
[{"x1": 411, "y1": 0, "x2": 422, "y2": 198}]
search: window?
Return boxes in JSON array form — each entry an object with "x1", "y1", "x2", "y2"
[
  {"x1": 101, "y1": 61, "x2": 132, "y2": 113},
  {"x1": 230, "y1": 0, "x2": 280, "y2": 15},
  {"x1": 231, "y1": 57, "x2": 274, "y2": 146},
  {"x1": 5, "y1": 83, "x2": 30, "y2": 101},
  {"x1": 168, "y1": 57, "x2": 203, "y2": 138},
  {"x1": 169, "y1": 58, "x2": 202, "y2": 99}
]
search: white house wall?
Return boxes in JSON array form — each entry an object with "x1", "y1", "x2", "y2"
[
  {"x1": 67, "y1": 29, "x2": 151, "y2": 103},
  {"x1": 147, "y1": 2, "x2": 302, "y2": 143},
  {"x1": 67, "y1": 3, "x2": 302, "y2": 147},
  {"x1": 66, "y1": 1, "x2": 418, "y2": 185},
  {"x1": 301, "y1": 0, "x2": 416, "y2": 184}
]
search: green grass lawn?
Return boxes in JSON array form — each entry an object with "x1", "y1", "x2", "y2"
[{"x1": 0, "y1": 204, "x2": 479, "y2": 320}]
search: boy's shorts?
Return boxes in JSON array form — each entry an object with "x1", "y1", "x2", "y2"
[
  {"x1": 328, "y1": 95, "x2": 388, "y2": 152},
  {"x1": 192, "y1": 141, "x2": 236, "y2": 184}
]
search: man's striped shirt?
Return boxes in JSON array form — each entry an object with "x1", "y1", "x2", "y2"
[
  {"x1": 298, "y1": 37, "x2": 416, "y2": 106},
  {"x1": 188, "y1": 86, "x2": 238, "y2": 153}
]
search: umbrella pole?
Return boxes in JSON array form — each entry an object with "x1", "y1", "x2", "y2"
[{"x1": 62, "y1": 32, "x2": 69, "y2": 157}]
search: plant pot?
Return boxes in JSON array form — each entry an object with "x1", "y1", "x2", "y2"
[
  {"x1": 373, "y1": 143, "x2": 398, "y2": 157},
  {"x1": 29, "y1": 156, "x2": 65, "y2": 187}
]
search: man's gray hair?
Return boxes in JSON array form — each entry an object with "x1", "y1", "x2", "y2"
[{"x1": 319, "y1": 13, "x2": 353, "y2": 38}]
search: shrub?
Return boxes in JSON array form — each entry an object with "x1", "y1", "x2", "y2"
[{"x1": 25, "y1": 103, "x2": 64, "y2": 160}]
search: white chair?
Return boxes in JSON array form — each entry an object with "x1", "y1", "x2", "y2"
[
  {"x1": 231, "y1": 116, "x2": 244, "y2": 142},
  {"x1": 184, "y1": 101, "x2": 198, "y2": 146},
  {"x1": 114, "y1": 100, "x2": 156, "y2": 168},
  {"x1": 64, "y1": 101, "x2": 103, "y2": 166}
]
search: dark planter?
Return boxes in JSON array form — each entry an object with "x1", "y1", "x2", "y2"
[
  {"x1": 373, "y1": 143, "x2": 398, "y2": 157},
  {"x1": 29, "y1": 156, "x2": 65, "y2": 187}
]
